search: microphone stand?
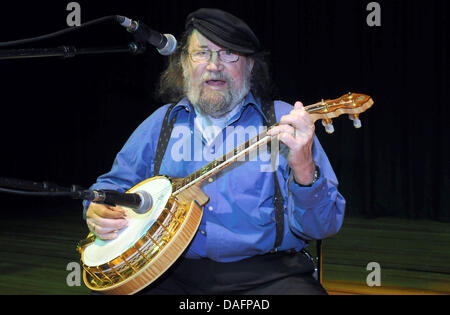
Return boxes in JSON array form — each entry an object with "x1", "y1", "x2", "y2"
[
  {"x1": 0, "y1": 176, "x2": 83, "y2": 193},
  {"x1": 0, "y1": 176, "x2": 96, "y2": 203},
  {"x1": 0, "y1": 42, "x2": 146, "y2": 60}
]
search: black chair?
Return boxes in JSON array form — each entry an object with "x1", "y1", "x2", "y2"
[
  {"x1": 314, "y1": 240, "x2": 323, "y2": 283},
  {"x1": 302, "y1": 239, "x2": 323, "y2": 284}
]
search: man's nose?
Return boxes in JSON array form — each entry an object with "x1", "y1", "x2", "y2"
[{"x1": 206, "y1": 52, "x2": 224, "y2": 72}]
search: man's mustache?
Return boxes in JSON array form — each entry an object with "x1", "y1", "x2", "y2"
[{"x1": 202, "y1": 72, "x2": 231, "y2": 83}]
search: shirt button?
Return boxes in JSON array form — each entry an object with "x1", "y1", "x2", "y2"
[
  {"x1": 208, "y1": 178, "x2": 214, "y2": 183},
  {"x1": 208, "y1": 206, "x2": 214, "y2": 211},
  {"x1": 199, "y1": 230, "x2": 207, "y2": 236}
]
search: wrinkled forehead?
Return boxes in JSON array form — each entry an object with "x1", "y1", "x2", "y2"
[{"x1": 187, "y1": 30, "x2": 225, "y2": 51}]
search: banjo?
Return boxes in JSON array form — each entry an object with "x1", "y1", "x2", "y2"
[{"x1": 77, "y1": 92, "x2": 374, "y2": 294}]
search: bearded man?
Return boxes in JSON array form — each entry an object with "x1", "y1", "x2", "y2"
[{"x1": 84, "y1": 8, "x2": 345, "y2": 295}]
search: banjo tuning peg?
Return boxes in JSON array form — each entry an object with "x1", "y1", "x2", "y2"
[
  {"x1": 349, "y1": 114, "x2": 362, "y2": 129},
  {"x1": 321, "y1": 119, "x2": 335, "y2": 134}
]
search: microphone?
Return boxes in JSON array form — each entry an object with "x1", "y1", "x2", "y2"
[
  {"x1": 78, "y1": 189, "x2": 153, "y2": 214},
  {"x1": 0, "y1": 176, "x2": 153, "y2": 214},
  {"x1": 116, "y1": 15, "x2": 177, "y2": 56}
]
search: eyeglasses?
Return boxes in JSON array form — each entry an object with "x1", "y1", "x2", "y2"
[{"x1": 189, "y1": 49, "x2": 240, "y2": 63}]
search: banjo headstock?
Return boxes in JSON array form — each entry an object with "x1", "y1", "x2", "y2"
[{"x1": 306, "y1": 92, "x2": 374, "y2": 134}]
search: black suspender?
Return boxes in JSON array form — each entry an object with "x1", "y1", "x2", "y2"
[
  {"x1": 154, "y1": 103, "x2": 177, "y2": 176},
  {"x1": 154, "y1": 101, "x2": 284, "y2": 251},
  {"x1": 261, "y1": 100, "x2": 285, "y2": 252}
]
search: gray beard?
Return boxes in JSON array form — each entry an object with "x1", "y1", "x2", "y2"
[{"x1": 183, "y1": 66, "x2": 251, "y2": 118}]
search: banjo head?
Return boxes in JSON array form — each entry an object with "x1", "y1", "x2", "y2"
[
  {"x1": 82, "y1": 176, "x2": 173, "y2": 267},
  {"x1": 77, "y1": 176, "x2": 204, "y2": 294}
]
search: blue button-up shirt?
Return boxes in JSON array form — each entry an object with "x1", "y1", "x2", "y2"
[{"x1": 84, "y1": 93, "x2": 345, "y2": 262}]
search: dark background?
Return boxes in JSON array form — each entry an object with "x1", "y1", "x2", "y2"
[{"x1": 0, "y1": 0, "x2": 448, "y2": 222}]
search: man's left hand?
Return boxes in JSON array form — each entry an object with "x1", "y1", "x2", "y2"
[{"x1": 267, "y1": 101, "x2": 316, "y2": 185}]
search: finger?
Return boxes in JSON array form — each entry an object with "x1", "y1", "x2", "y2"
[
  {"x1": 92, "y1": 203, "x2": 127, "y2": 219},
  {"x1": 96, "y1": 231, "x2": 119, "y2": 241},
  {"x1": 279, "y1": 113, "x2": 314, "y2": 134},
  {"x1": 86, "y1": 212, "x2": 128, "y2": 237},
  {"x1": 294, "y1": 101, "x2": 304, "y2": 110},
  {"x1": 88, "y1": 224, "x2": 125, "y2": 240},
  {"x1": 289, "y1": 102, "x2": 306, "y2": 118},
  {"x1": 86, "y1": 203, "x2": 118, "y2": 219},
  {"x1": 272, "y1": 123, "x2": 313, "y2": 150},
  {"x1": 280, "y1": 108, "x2": 312, "y2": 124},
  {"x1": 110, "y1": 205, "x2": 126, "y2": 213},
  {"x1": 86, "y1": 218, "x2": 96, "y2": 233},
  {"x1": 277, "y1": 131, "x2": 298, "y2": 150},
  {"x1": 291, "y1": 102, "x2": 311, "y2": 120},
  {"x1": 270, "y1": 125, "x2": 298, "y2": 147},
  {"x1": 89, "y1": 215, "x2": 128, "y2": 230},
  {"x1": 268, "y1": 124, "x2": 296, "y2": 137},
  {"x1": 94, "y1": 223, "x2": 126, "y2": 236},
  {"x1": 270, "y1": 116, "x2": 314, "y2": 141}
]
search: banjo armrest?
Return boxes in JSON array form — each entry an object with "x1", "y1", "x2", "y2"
[{"x1": 77, "y1": 232, "x2": 96, "y2": 254}]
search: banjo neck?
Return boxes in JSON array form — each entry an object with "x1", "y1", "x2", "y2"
[
  {"x1": 172, "y1": 92, "x2": 373, "y2": 195},
  {"x1": 172, "y1": 123, "x2": 274, "y2": 195}
]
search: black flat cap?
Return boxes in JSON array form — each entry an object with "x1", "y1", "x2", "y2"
[{"x1": 185, "y1": 8, "x2": 261, "y2": 55}]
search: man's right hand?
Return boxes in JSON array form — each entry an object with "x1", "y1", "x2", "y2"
[{"x1": 86, "y1": 203, "x2": 128, "y2": 240}]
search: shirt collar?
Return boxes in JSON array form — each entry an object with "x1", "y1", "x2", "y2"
[
  {"x1": 242, "y1": 92, "x2": 270, "y2": 123},
  {"x1": 167, "y1": 92, "x2": 270, "y2": 123},
  {"x1": 167, "y1": 98, "x2": 193, "y2": 121}
]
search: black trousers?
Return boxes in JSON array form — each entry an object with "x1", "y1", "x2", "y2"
[{"x1": 136, "y1": 251, "x2": 327, "y2": 295}]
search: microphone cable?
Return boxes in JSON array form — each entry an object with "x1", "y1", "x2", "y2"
[
  {"x1": 0, "y1": 177, "x2": 85, "y2": 197},
  {"x1": 0, "y1": 186, "x2": 76, "y2": 197},
  {"x1": 0, "y1": 178, "x2": 152, "y2": 213},
  {"x1": 0, "y1": 15, "x2": 120, "y2": 48}
]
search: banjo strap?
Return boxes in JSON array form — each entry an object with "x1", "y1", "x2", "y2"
[
  {"x1": 154, "y1": 103, "x2": 177, "y2": 176},
  {"x1": 154, "y1": 101, "x2": 284, "y2": 251}
]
